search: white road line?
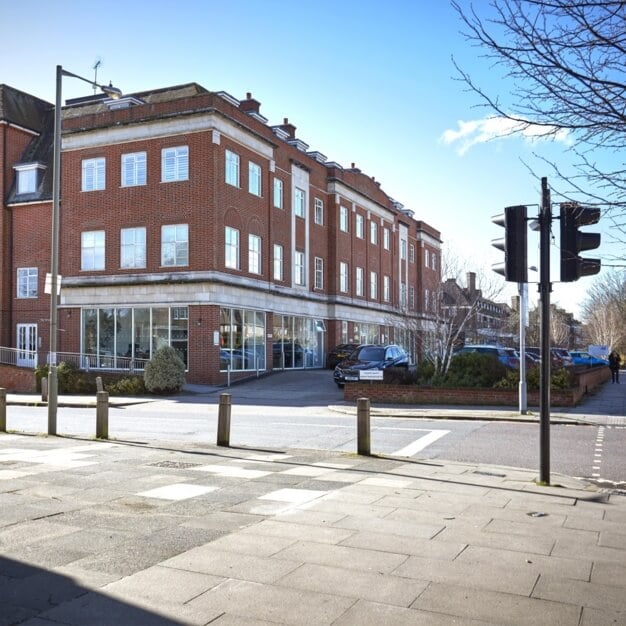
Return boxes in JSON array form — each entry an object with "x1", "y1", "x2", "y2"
[{"x1": 392, "y1": 429, "x2": 450, "y2": 457}]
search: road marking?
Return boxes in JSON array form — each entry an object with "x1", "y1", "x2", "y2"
[{"x1": 392, "y1": 429, "x2": 450, "y2": 457}]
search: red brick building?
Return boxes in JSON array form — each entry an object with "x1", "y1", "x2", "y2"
[{"x1": 1, "y1": 82, "x2": 442, "y2": 384}]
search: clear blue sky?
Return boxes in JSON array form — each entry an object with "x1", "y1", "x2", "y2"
[{"x1": 2, "y1": 0, "x2": 614, "y2": 318}]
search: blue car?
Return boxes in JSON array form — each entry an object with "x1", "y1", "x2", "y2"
[{"x1": 569, "y1": 351, "x2": 609, "y2": 366}]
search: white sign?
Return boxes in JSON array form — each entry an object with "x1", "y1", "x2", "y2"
[
  {"x1": 588, "y1": 345, "x2": 609, "y2": 358},
  {"x1": 360, "y1": 369, "x2": 383, "y2": 381}
]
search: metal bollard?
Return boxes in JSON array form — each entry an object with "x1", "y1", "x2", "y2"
[
  {"x1": 96, "y1": 390, "x2": 109, "y2": 439},
  {"x1": 0, "y1": 388, "x2": 6, "y2": 432},
  {"x1": 41, "y1": 377, "x2": 48, "y2": 402},
  {"x1": 357, "y1": 397, "x2": 371, "y2": 456},
  {"x1": 217, "y1": 392, "x2": 231, "y2": 446}
]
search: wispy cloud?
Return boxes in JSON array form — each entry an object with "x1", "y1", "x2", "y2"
[{"x1": 440, "y1": 116, "x2": 571, "y2": 155}]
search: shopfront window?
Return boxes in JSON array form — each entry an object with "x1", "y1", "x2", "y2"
[
  {"x1": 272, "y1": 315, "x2": 325, "y2": 369},
  {"x1": 219, "y1": 307, "x2": 266, "y2": 372}
]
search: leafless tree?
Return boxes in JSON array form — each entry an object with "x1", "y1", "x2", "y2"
[
  {"x1": 452, "y1": 0, "x2": 626, "y2": 254},
  {"x1": 581, "y1": 271, "x2": 626, "y2": 351},
  {"x1": 399, "y1": 251, "x2": 505, "y2": 376}
]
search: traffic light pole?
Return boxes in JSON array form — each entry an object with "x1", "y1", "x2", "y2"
[{"x1": 539, "y1": 177, "x2": 551, "y2": 485}]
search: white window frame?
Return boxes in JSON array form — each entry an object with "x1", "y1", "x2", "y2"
[
  {"x1": 120, "y1": 226, "x2": 147, "y2": 269},
  {"x1": 225, "y1": 150, "x2": 240, "y2": 187},
  {"x1": 383, "y1": 227, "x2": 390, "y2": 251},
  {"x1": 432, "y1": 252, "x2": 437, "y2": 271},
  {"x1": 121, "y1": 152, "x2": 147, "y2": 187},
  {"x1": 400, "y1": 239, "x2": 407, "y2": 260},
  {"x1": 339, "y1": 261, "x2": 349, "y2": 293},
  {"x1": 314, "y1": 197, "x2": 324, "y2": 225},
  {"x1": 425, "y1": 249, "x2": 430, "y2": 268},
  {"x1": 314, "y1": 257, "x2": 324, "y2": 289},
  {"x1": 273, "y1": 178, "x2": 283, "y2": 208},
  {"x1": 248, "y1": 234, "x2": 261, "y2": 274},
  {"x1": 409, "y1": 243, "x2": 415, "y2": 263},
  {"x1": 225, "y1": 226, "x2": 240, "y2": 270},
  {"x1": 356, "y1": 214, "x2": 364, "y2": 239},
  {"x1": 339, "y1": 206, "x2": 349, "y2": 233},
  {"x1": 295, "y1": 187, "x2": 306, "y2": 218},
  {"x1": 425, "y1": 288, "x2": 430, "y2": 311},
  {"x1": 370, "y1": 271, "x2": 377, "y2": 300},
  {"x1": 248, "y1": 161, "x2": 261, "y2": 196},
  {"x1": 273, "y1": 244, "x2": 283, "y2": 280},
  {"x1": 161, "y1": 146, "x2": 188, "y2": 182},
  {"x1": 81, "y1": 230, "x2": 105, "y2": 270},
  {"x1": 370, "y1": 220, "x2": 378, "y2": 244},
  {"x1": 294, "y1": 251, "x2": 305, "y2": 286},
  {"x1": 383, "y1": 275, "x2": 390, "y2": 302},
  {"x1": 400, "y1": 282, "x2": 407, "y2": 307},
  {"x1": 410, "y1": 286, "x2": 415, "y2": 309},
  {"x1": 82, "y1": 158, "x2": 105, "y2": 191},
  {"x1": 17, "y1": 267, "x2": 38, "y2": 298},
  {"x1": 355, "y1": 266, "x2": 364, "y2": 296},
  {"x1": 161, "y1": 224, "x2": 188, "y2": 267}
]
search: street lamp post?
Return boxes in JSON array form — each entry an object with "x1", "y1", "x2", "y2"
[{"x1": 48, "y1": 65, "x2": 121, "y2": 435}]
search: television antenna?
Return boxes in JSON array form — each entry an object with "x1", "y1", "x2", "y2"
[{"x1": 92, "y1": 59, "x2": 102, "y2": 94}]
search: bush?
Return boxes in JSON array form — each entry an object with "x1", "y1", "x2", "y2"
[
  {"x1": 383, "y1": 367, "x2": 417, "y2": 385},
  {"x1": 494, "y1": 365, "x2": 571, "y2": 390},
  {"x1": 445, "y1": 352, "x2": 508, "y2": 388},
  {"x1": 35, "y1": 362, "x2": 96, "y2": 394},
  {"x1": 105, "y1": 376, "x2": 146, "y2": 396},
  {"x1": 144, "y1": 346, "x2": 185, "y2": 394}
]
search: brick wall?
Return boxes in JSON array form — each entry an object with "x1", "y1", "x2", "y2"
[
  {"x1": 0, "y1": 364, "x2": 37, "y2": 393},
  {"x1": 344, "y1": 366, "x2": 611, "y2": 407}
]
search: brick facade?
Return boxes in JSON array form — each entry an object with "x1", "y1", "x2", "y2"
[{"x1": 1, "y1": 82, "x2": 442, "y2": 384}]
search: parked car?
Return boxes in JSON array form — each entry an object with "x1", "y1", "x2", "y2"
[
  {"x1": 552, "y1": 347, "x2": 573, "y2": 367},
  {"x1": 453, "y1": 344, "x2": 517, "y2": 369},
  {"x1": 569, "y1": 351, "x2": 609, "y2": 366},
  {"x1": 326, "y1": 343, "x2": 360, "y2": 369},
  {"x1": 333, "y1": 344, "x2": 408, "y2": 387},
  {"x1": 526, "y1": 347, "x2": 565, "y2": 368}
]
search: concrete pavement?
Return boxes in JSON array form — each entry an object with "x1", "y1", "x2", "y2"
[{"x1": 1, "y1": 374, "x2": 625, "y2": 624}]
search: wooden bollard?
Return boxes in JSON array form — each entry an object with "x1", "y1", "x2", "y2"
[
  {"x1": 357, "y1": 397, "x2": 371, "y2": 456},
  {"x1": 96, "y1": 390, "x2": 109, "y2": 439},
  {"x1": 217, "y1": 393, "x2": 231, "y2": 446},
  {"x1": 41, "y1": 377, "x2": 48, "y2": 402},
  {"x1": 0, "y1": 388, "x2": 6, "y2": 432},
  {"x1": 96, "y1": 376, "x2": 104, "y2": 392}
]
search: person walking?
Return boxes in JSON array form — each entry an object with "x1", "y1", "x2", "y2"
[{"x1": 608, "y1": 350, "x2": 621, "y2": 383}]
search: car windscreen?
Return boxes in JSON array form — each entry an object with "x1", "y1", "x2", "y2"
[{"x1": 356, "y1": 347, "x2": 385, "y2": 361}]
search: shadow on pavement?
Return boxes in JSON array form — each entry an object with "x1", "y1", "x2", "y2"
[{"x1": 0, "y1": 556, "x2": 185, "y2": 625}]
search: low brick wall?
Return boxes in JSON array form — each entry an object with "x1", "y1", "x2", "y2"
[
  {"x1": 0, "y1": 364, "x2": 37, "y2": 393},
  {"x1": 344, "y1": 366, "x2": 611, "y2": 407}
]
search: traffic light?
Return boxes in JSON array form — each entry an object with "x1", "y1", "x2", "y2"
[
  {"x1": 491, "y1": 205, "x2": 528, "y2": 283},
  {"x1": 559, "y1": 203, "x2": 601, "y2": 282}
]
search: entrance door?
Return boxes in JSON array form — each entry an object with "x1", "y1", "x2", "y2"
[{"x1": 17, "y1": 324, "x2": 37, "y2": 367}]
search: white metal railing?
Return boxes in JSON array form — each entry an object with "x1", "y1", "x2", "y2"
[{"x1": 0, "y1": 346, "x2": 147, "y2": 373}]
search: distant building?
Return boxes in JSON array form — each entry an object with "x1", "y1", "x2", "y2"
[
  {"x1": 1, "y1": 82, "x2": 442, "y2": 383},
  {"x1": 442, "y1": 272, "x2": 513, "y2": 346}
]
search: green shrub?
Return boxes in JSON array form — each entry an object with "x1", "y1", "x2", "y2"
[
  {"x1": 35, "y1": 362, "x2": 96, "y2": 394},
  {"x1": 144, "y1": 346, "x2": 185, "y2": 394},
  {"x1": 105, "y1": 376, "x2": 146, "y2": 396},
  {"x1": 383, "y1": 367, "x2": 417, "y2": 385},
  {"x1": 494, "y1": 365, "x2": 571, "y2": 390},
  {"x1": 445, "y1": 353, "x2": 507, "y2": 388}
]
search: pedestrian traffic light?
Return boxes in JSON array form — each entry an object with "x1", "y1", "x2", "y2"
[
  {"x1": 559, "y1": 203, "x2": 601, "y2": 282},
  {"x1": 491, "y1": 205, "x2": 528, "y2": 283}
]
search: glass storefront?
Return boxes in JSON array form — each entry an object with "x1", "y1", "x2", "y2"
[
  {"x1": 81, "y1": 306, "x2": 188, "y2": 368},
  {"x1": 352, "y1": 323, "x2": 380, "y2": 345},
  {"x1": 273, "y1": 315, "x2": 325, "y2": 369},
  {"x1": 219, "y1": 307, "x2": 266, "y2": 372}
]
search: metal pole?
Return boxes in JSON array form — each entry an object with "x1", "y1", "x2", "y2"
[
  {"x1": 0, "y1": 388, "x2": 6, "y2": 432},
  {"x1": 518, "y1": 282, "x2": 527, "y2": 414},
  {"x1": 539, "y1": 177, "x2": 552, "y2": 484},
  {"x1": 48, "y1": 64, "x2": 62, "y2": 436}
]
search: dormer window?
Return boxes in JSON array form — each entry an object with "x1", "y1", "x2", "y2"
[{"x1": 14, "y1": 163, "x2": 46, "y2": 195}]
